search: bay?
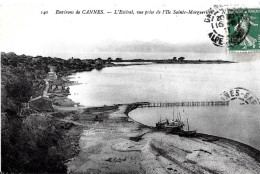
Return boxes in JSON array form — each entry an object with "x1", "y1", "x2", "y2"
[{"x1": 68, "y1": 62, "x2": 260, "y2": 150}]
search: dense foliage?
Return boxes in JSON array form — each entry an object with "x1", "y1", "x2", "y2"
[
  {"x1": 1, "y1": 52, "x2": 95, "y2": 173},
  {"x1": 2, "y1": 114, "x2": 67, "y2": 173}
]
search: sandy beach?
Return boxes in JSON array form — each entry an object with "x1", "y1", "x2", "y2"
[{"x1": 51, "y1": 102, "x2": 260, "y2": 174}]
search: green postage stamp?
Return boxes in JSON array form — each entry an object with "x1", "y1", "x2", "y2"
[{"x1": 227, "y1": 9, "x2": 260, "y2": 51}]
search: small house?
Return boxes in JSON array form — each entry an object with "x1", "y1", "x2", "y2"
[
  {"x1": 53, "y1": 86, "x2": 63, "y2": 93},
  {"x1": 47, "y1": 67, "x2": 57, "y2": 81},
  {"x1": 47, "y1": 71, "x2": 57, "y2": 81},
  {"x1": 49, "y1": 79, "x2": 65, "y2": 93}
]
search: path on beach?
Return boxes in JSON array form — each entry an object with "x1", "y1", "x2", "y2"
[
  {"x1": 53, "y1": 117, "x2": 88, "y2": 127},
  {"x1": 108, "y1": 105, "x2": 127, "y2": 119},
  {"x1": 42, "y1": 79, "x2": 49, "y2": 97}
]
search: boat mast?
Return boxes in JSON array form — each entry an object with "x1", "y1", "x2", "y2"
[{"x1": 187, "y1": 118, "x2": 189, "y2": 131}]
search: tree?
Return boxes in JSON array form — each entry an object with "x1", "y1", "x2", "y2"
[
  {"x1": 5, "y1": 76, "x2": 32, "y2": 103},
  {"x1": 172, "y1": 57, "x2": 177, "y2": 61},
  {"x1": 178, "y1": 57, "x2": 185, "y2": 61},
  {"x1": 115, "y1": 58, "x2": 122, "y2": 62},
  {"x1": 95, "y1": 58, "x2": 103, "y2": 66},
  {"x1": 107, "y1": 57, "x2": 112, "y2": 63}
]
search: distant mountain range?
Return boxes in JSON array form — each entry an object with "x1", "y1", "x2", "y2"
[{"x1": 92, "y1": 40, "x2": 226, "y2": 53}]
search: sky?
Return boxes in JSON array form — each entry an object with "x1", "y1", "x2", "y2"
[{"x1": 0, "y1": 0, "x2": 260, "y2": 59}]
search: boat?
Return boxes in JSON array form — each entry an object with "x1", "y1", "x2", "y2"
[
  {"x1": 155, "y1": 119, "x2": 168, "y2": 129},
  {"x1": 155, "y1": 115, "x2": 168, "y2": 129},
  {"x1": 179, "y1": 130, "x2": 196, "y2": 137},
  {"x1": 178, "y1": 118, "x2": 196, "y2": 137},
  {"x1": 156, "y1": 110, "x2": 184, "y2": 133}
]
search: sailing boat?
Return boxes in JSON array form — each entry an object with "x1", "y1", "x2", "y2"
[
  {"x1": 164, "y1": 109, "x2": 184, "y2": 133},
  {"x1": 155, "y1": 115, "x2": 168, "y2": 129},
  {"x1": 155, "y1": 109, "x2": 184, "y2": 131},
  {"x1": 179, "y1": 118, "x2": 196, "y2": 137}
]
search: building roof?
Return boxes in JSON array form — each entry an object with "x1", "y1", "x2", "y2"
[{"x1": 51, "y1": 79, "x2": 65, "y2": 85}]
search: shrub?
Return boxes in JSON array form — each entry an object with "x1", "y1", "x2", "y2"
[
  {"x1": 1, "y1": 113, "x2": 67, "y2": 173},
  {"x1": 19, "y1": 114, "x2": 66, "y2": 173},
  {"x1": 5, "y1": 76, "x2": 32, "y2": 103}
]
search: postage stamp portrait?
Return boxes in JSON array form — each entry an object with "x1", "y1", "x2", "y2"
[{"x1": 227, "y1": 9, "x2": 260, "y2": 51}]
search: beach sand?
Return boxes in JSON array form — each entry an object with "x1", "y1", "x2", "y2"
[{"x1": 52, "y1": 104, "x2": 260, "y2": 174}]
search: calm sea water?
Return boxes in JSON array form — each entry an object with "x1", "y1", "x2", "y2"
[
  {"x1": 129, "y1": 106, "x2": 260, "y2": 150},
  {"x1": 68, "y1": 62, "x2": 260, "y2": 150}
]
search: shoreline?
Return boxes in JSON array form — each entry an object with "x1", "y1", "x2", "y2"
[
  {"x1": 124, "y1": 103, "x2": 260, "y2": 159},
  {"x1": 48, "y1": 73, "x2": 260, "y2": 173},
  {"x1": 1, "y1": 52, "x2": 256, "y2": 173},
  {"x1": 4, "y1": 70, "x2": 258, "y2": 173},
  {"x1": 51, "y1": 79, "x2": 260, "y2": 173},
  {"x1": 59, "y1": 103, "x2": 260, "y2": 173},
  {"x1": 53, "y1": 77, "x2": 260, "y2": 153}
]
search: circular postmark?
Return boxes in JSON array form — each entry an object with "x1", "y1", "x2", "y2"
[
  {"x1": 209, "y1": 10, "x2": 227, "y2": 47},
  {"x1": 220, "y1": 87, "x2": 259, "y2": 105},
  {"x1": 204, "y1": 7, "x2": 227, "y2": 47},
  {"x1": 204, "y1": 6, "x2": 251, "y2": 48}
]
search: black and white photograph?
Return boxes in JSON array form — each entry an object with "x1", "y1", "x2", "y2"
[{"x1": 1, "y1": 0, "x2": 260, "y2": 173}]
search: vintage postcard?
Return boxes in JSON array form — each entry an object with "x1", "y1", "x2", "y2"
[{"x1": 1, "y1": 0, "x2": 260, "y2": 173}]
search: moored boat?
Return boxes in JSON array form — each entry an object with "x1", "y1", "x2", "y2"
[
  {"x1": 178, "y1": 118, "x2": 196, "y2": 137},
  {"x1": 156, "y1": 110, "x2": 184, "y2": 132}
]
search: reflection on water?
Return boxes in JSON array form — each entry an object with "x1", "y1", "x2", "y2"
[{"x1": 128, "y1": 105, "x2": 260, "y2": 150}]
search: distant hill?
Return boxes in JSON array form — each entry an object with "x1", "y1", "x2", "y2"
[{"x1": 93, "y1": 40, "x2": 226, "y2": 53}]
